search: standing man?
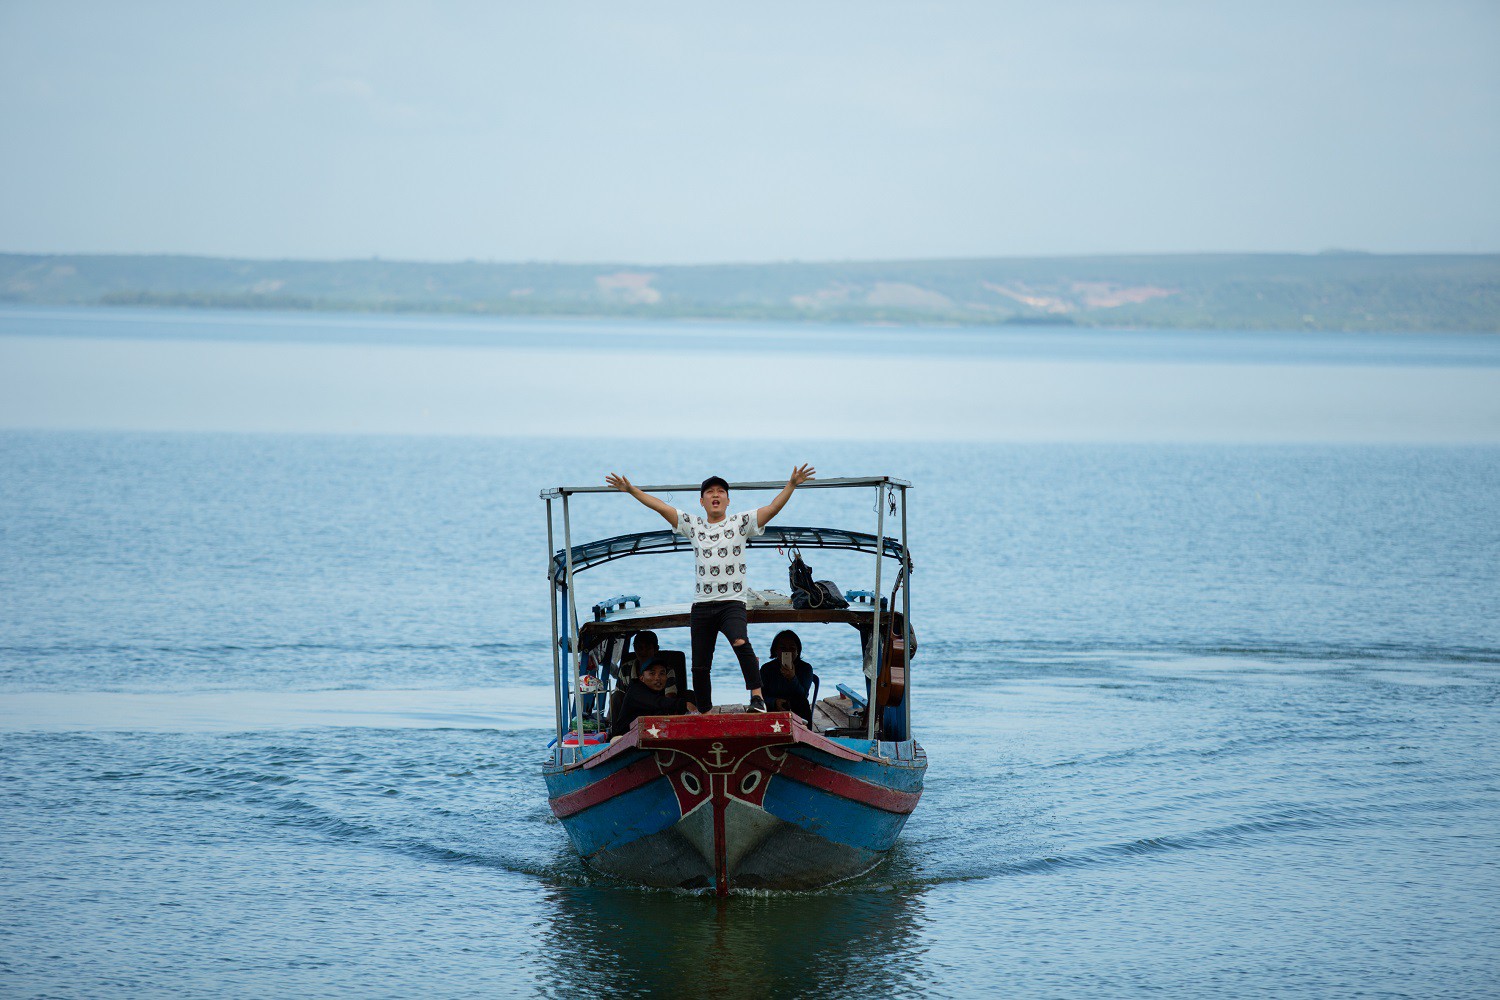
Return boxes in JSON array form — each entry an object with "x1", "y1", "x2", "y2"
[{"x1": 604, "y1": 466, "x2": 815, "y2": 712}]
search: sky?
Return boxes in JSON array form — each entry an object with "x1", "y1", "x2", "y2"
[{"x1": 1, "y1": 0, "x2": 1498, "y2": 264}]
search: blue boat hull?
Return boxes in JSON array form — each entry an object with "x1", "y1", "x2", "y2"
[{"x1": 544, "y1": 713, "x2": 925, "y2": 893}]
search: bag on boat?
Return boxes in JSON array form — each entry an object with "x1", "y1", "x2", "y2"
[
  {"x1": 814, "y1": 580, "x2": 847, "y2": 609},
  {"x1": 788, "y1": 551, "x2": 816, "y2": 604},
  {"x1": 788, "y1": 551, "x2": 849, "y2": 610}
]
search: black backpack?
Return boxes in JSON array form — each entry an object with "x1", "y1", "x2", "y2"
[{"x1": 788, "y1": 551, "x2": 848, "y2": 610}]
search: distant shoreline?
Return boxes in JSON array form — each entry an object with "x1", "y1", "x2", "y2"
[{"x1": 4, "y1": 251, "x2": 1498, "y2": 333}]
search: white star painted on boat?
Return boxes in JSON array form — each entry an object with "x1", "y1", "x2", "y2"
[
  {"x1": 770, "y1": 721, "x2": 783, "y2": 733},
  {"x1": 647, "y1": 725, "x2": 662, "y2": 738}
]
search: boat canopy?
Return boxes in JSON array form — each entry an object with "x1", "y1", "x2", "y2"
[
  {"x1": 550, "y1": 524, "x2": 909, "y2": 587},
  {"x1": 578, "y1": 605, "x2": 907, "y2": 647},
  {"x1": 540, "y1": 476, "x2": 909, "y2": 500},
  {"x1": 542, "y1": 473, "x2": 915, "y2": 752}
]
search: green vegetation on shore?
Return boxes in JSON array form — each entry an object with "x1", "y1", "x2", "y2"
[{"x1": 2, "y1": 251, "x2": 1497, "y2": 332}]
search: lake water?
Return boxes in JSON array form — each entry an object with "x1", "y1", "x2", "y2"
[
  {"x1": 2, "y1": 308, "x2": 1499, "y2": 997},
  {"x1": 4, "y1": 306, "x2": 1500, "y2": 442}
]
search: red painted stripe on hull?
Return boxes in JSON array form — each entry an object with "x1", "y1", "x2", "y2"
[
  {"x1": 550, "y1": 757, "x2": 661, "y2": 818},
  {"x1": 777, "y1": 754, "x2": 921, "y2": 815}
]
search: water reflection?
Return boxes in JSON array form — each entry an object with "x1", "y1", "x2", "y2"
[{"x1": 535, "y1": 881, "x2": 930, "y2": 1000}]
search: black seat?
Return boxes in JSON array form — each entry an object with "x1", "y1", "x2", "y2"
[{"x1": 654, "y1": 649, "x2": 688, "y2": 693}]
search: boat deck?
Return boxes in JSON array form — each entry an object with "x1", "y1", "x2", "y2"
[
  {"x1": 812, "y1": 692, "x2": 866, "y2": 735},
  {"x1": 697, "y1": 694, "x2": 864, "y2": 736}
]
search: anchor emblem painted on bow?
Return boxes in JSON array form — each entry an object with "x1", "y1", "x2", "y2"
[{"x1": 706, "y1": 741, "x2": 729, "y2": 768}]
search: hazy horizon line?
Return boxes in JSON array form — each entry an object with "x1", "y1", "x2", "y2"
[{"x1": 5, "y1": 247, "x2": 1500, "y2": 269}]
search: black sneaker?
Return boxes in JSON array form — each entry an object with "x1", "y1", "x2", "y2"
[{"x1": 748, "y1": 695, "x2": 767, "y2": 713}]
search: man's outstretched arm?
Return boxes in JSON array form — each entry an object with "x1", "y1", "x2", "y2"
[
  {"x1": 605, "y1": 473, "x2": 679, "y2": 527},
  {"x1": 757, "y1": 464, "x2": 815, "y2": 528}
]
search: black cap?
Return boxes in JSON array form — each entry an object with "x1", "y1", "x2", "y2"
[{"x1": 700, "y1": 475, "x2": 729, "y2": 495}]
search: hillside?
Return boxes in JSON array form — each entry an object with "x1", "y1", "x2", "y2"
[{"x1": 2, "y1": 252, "x2": 1497, "y2": 332}]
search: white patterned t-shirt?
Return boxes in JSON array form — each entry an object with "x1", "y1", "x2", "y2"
[{"x1": 673, "y1": 508, "x2": 765, "y2": 603}]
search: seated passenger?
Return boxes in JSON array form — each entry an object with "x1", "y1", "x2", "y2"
[
  {"x1": 621, "y1": 631, "x2": 661, "y2": 682},
  {"x1": 759, "y1": 630, "x2": 814, "y2": 724},
  {"x1": 611, "y1": 662, "x2": 694, "y2": 739},
  {"x1": 619, "y1": 631, "x2": 693, "y2": 704}
]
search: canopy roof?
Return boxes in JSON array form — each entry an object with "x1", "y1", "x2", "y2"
[
  {"x1": 550, "y1": 524, "x2": 910, "y2": 586},
  {"x1": 540, "y1": 476, "x2": 909, "y2": 500},
  {"x1": 578, "y1": 606, "x2": 906, "y2": 647}
]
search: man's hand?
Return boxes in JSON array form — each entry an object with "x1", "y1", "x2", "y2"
[
  {"x1": 758, "y1": 463, "x2": 816, "y2": 528},
  {"x1": 607, "y1": 472, "x2": 678, "y2": 526}
]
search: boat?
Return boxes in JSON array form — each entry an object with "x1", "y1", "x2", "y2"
[{"x1": 540, "y1": 476, "x2": 926, "y2": 895}]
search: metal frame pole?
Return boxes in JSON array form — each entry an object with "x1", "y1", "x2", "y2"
[
  {"x1": 560, "y1": 587, "x2": 570, "y2": 734},
  {"x1": 900, "y1": 486, "x2": 912, "y2": 741},
  {"x1": 867, "y1": 482, "x2": 885, "y2": 742},
  {"x1": 546, "y1": 500, "x2": 565, "y2": 756},
  {"x1": 562, "y1": 493, "x2": 583, "y2": 763}
]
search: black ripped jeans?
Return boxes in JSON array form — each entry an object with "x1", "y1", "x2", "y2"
[{"x1": 689, "y1": 600, "x2": 760, "y2": 710}]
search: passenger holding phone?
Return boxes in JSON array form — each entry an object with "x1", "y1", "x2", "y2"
[{"x1": 759, "y1": 630, "x2": 814, "y2": 724}]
